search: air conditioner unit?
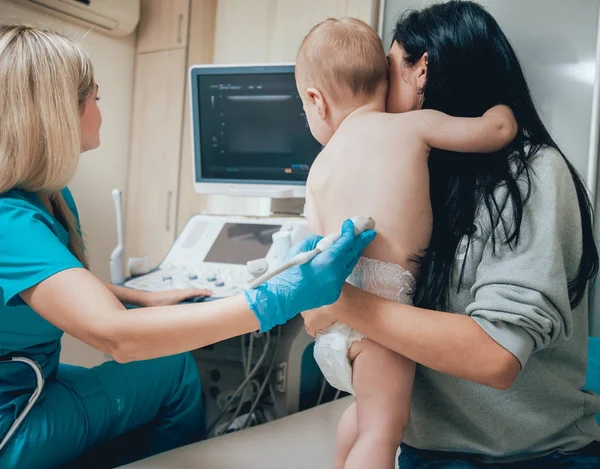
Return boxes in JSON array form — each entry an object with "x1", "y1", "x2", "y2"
[{"x1": 12, "y1": 0, "x2": 140, "y2": 37}]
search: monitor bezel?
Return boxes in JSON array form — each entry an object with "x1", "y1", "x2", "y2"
[{"x1": 189, "y1": 63, "x2": 313, "y2": 199}]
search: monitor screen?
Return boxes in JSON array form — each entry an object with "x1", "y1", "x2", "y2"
[
  {"x1": 191, "y1": 65, "x2": 322, "y2": 186},
  {"x1": 204, "y1": 223, "x2": 281, "y2": 264}
]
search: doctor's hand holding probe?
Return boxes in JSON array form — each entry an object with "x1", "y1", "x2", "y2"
[{"x1": 0, "y1": 25, "x2": 376, "y2": 469}]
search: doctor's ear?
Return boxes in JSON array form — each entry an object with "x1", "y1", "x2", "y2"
[{"x1": 306, "y1": 87, "x2": 328, "y2": 120}]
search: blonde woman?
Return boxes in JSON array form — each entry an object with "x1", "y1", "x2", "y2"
[{"x1": 0, "y1": 25, "x2": 375, "y2": 469}]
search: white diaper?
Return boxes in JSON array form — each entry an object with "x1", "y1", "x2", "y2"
[{"x1": 313, "y1": 257, "x2": 415, "y2": 395}]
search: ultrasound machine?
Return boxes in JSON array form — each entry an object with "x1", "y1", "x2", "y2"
[{"x1": 122, "y1": 64, "x2": 332, "y2": 434}]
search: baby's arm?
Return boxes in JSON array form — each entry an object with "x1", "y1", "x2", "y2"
[{"x1": 414, "y1": 104, "x2": 517, "y2": 153}]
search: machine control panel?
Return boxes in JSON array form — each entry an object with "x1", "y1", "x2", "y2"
[{"x1": 124, "y1": 214, "x2": 310, "y2": 298}]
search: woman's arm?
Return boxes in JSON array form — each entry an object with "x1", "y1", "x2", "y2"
[
  {"x1": 20, "y1": 220, "x2": 375, "y2": 363},
  {"x1": 105, "y1": 283, "x2": 212, "y2": 307},
  {"x1": 105, "y1": 283, "x2": 145, "y2": 306},
  {"x1": 328, "y1": 285, "x2": 521, "y2": 390},
  {"x1": 23, "y1": 268, "x2": 260, "y2": 363}
]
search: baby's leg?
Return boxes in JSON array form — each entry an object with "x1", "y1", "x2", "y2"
[
  {"x1": 345, "y1": 338, "x2": 415, "y2": 469},
  {"x1": 334, "y1": 401, "x2": 358, "y2": 469}
]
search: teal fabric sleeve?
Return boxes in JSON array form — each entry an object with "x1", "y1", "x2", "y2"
[{"x1": 0, "y1": 196, "x2": 82, "y2": 307}]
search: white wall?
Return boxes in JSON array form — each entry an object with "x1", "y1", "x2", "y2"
[{"x1": 0, "y1": 1, "x2": 136, "y2": 366}]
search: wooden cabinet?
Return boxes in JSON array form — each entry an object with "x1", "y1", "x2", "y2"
[
  {"x1": 125, "y1": 48, "x2": 187, "y2": 267},
  {"x1": 136, "y1": 0, "x2": 190, "y2": 53},
  {"x1": 176, "y1": 0, "x2": 218, "y2": 232},
  {"x1": 215, "y1": 0, "x2": 378, "y2": 62},
  {"x1": 125, "y1": 0, "x2": 192, "y2": 268}
]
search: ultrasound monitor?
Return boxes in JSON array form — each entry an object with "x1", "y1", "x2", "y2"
[{"x1": 189, "y1": 63, "x2": 322, "y2": 198}]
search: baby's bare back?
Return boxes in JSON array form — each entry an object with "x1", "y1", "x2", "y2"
[{"x1": 306, "y1": 112, "x2": 432, "y2": 277}]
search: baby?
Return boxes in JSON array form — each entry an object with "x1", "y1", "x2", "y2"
[{"x1": 296, "y1": 18, "x2": 517, "y2": 469}]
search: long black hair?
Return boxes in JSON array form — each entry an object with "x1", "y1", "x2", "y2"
[{"x1": 393, "y1": 0, "x2": 598, "y2": 310}]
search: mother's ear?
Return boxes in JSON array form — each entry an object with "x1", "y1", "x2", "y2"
[{"x1": 415, "y1": 52, "x2": 428, "y2": 93}]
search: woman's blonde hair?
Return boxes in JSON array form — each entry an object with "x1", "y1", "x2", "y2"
[{"x1": 0, "y1": 25, "x2": 94, "y2": 267}]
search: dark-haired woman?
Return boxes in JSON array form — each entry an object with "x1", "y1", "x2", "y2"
[{"x1": 304, "y1": 2, "x2": 600, "y2": 467}]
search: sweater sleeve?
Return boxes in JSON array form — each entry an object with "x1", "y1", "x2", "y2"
[{"x1": 465, "y1": 148, "x2": 584, "y2": 368}]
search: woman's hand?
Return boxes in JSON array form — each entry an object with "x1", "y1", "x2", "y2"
[
  {"x1": 244, "y1": 219, "x2": 376, "y2": 332},
  {"x1": 141, "y1": 288, "x2": 212, "y2": 307},
  {"x1": 302, "y1": 306, "x2": 337, "y2": 337}
]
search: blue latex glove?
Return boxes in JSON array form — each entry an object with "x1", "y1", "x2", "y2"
[{"x1": 244, "y1": 219, "x2": 376, "y2": 332}]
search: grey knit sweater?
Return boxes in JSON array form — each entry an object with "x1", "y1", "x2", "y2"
[{"x1": 403, "y1": 146, "x2": 600, "y2": 463}]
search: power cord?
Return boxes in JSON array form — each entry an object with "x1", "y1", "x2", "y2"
[
  {"x1": 242, "y1": 326, "x2": 281, "y2": 430},
  {"x1": 206, "y1": 331, "x2": 271, "y2": 437}
]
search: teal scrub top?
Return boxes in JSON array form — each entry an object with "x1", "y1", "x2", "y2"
[{"x1": 0, "y1": 188, "x2": 82, "y2": 412}]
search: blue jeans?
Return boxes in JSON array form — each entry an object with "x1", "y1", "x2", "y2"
[{"x1": 398, "y1": 442, "x2": 600, "y2": 468}]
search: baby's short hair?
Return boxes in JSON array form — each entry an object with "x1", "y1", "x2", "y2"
[{"x1": 295, "y1": 17, "x2": 388, "y2": 102}]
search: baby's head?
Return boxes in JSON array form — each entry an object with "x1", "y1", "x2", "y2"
[{"x1": 295, "y1": 18, "x2": 388, "y2": 145}]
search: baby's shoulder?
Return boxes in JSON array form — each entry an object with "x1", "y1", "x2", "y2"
[
  {"x1": 360, "y1": 112, "x2": 423, "y2": 143},
  {"x1": 334, "y1": 113, "x2": 399, "y2": 146}
]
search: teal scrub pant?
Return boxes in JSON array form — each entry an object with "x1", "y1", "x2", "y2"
[{"x1": 0, "y1": 352, "x2": 204, "y2": 469}]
